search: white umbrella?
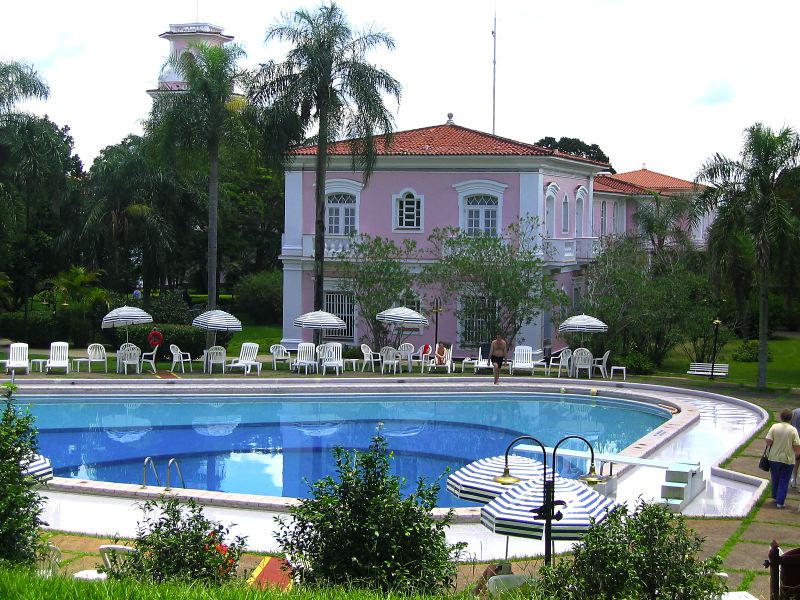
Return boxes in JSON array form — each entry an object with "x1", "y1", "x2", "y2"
[
  {"x1": 101, "y1": 306, "x2": 153, "y2": 342},
  {"x1": 294, "y1": 310, "x2": 346, "y2": 330},
  {"x1": 558, "y1": 314, "x2": 608, "y2": 334},
  {"x1": 481, "y1": 477, "x2": 619, "y2": 542},
  {"x1": 376, "y1": 306, "x2": 429, "y2": 327},
  {"x1": 193, "y1": 309, "x2": 242, "y2": 345},
  {"x1": 447, "y1": 455, "x2": 547, "y2": 504}
]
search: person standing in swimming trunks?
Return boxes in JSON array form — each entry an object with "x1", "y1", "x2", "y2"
[{"x1": 489, "y1": 332, "x2": 508, "y2": 385}]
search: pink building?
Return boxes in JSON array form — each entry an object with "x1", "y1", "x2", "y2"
[{"x1": 280, "y1": 116, "x2": 618, "y2": 354}]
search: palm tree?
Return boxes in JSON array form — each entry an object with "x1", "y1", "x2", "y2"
[
  {"x1": 148, "y1": 42, "x2": 247, "y2": 310},
  {"x1": 696, "y1": 123, "x2": 800, "y2": 387},
  {"x1": 633, "y1": 192, "x2": 696, "y2": 270},
  {"x1": 0, "y1": 60, "x2": 49, "y2": 116},
  {"x1": 249, "y1": 2, "x2": 401, "y2": 317}
]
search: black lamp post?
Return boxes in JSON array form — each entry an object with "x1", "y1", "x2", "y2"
[
  {"x1": 431, "y1": 297, "x2": 443, "y2": 349},
  {"x1": 710, "y1": 318, "x2": 721, "y2": 379},
  {"x1": 493, "y1": 434, "x2": 604, "y2": 566}
]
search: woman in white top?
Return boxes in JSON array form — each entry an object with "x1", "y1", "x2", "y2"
[{"x1": 765, "y1": 408, "x2": 800, "y2": 508}]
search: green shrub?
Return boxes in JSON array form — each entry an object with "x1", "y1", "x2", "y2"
[
  {"x1": 731, "y1": 339, "x2": 772, "y2": 362},
  {"x1": 0, "y1": 312, "x2": 67, "y2": 346},
  {"x1": 111, "y1": 325, "x2": 231, "y2": 360},
  {"x1": 276, "y1": 434, "x2": 465, "y2": 594},
  {"x1": 534, "y1": 501, "x2": 726, "y2": 600},
  {"x1": 149, "y1": 290, "x2": 192, "y2": 325},
  {"x1": 619, "y1": 349, "x2": 654, "y2": 374},
  {"x1": 0, "y1": 383, "x2": 46, "y2": 568},
  {"x1": 233, "y1": 271, "x2": 282, "y2": 325},
  {"x1": 105, "y1": 495, "x2": 246, "y2": 585}
]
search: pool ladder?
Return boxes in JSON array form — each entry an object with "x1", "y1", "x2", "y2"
[{"x1": 141, "y1": 457, "x2": 186, "y2": 490}]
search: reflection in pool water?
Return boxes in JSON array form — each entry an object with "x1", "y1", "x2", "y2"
[{"x1": 25, "y1": 393, "x2": 668, "y2": 507}]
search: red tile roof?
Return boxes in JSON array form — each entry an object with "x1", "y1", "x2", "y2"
[
  {"x1": 593, "y1": 175, "x2": 650, "y2": 195},
  {"x1": 292, "y1": 123, "x2": 609, "y2": 166},
  {"x1": 612, "y1": 168, "x2": 696, "y2": 192}
]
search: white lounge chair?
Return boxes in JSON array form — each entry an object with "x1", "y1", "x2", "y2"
[
  {"x1": 7, "y1": 342, "x2": 30, "y2": 375},
  {"x1": 427, "y1": 346, "x2": 453, "y2": 373},
  {"x1": 73, "y1": 544, "x2": 137, "y2": 581},
  {"x1": 380, "y1": 346, "x2": 400, "y2": 374},
  {"x1": 592, "y1": 350, "x2": 611, "y2": 379},
  {"x1": 169, "y1": 344, "x2": 193, "y2": 373},
  {"x1": 206, "y1": 345, "x2": 227, "y2": 374},
  {"x1": 360, "y1": 343, "x2": 382, "y2": 372},
  {"x1": 45, "y1": 342, "x2": 70, "y2": 374},
  {"x1": 118, "y1": 344, "x2": 141, "y2": 374},
  {"x1": 269, "y1": 344, "x2": 291, "y2": 370},
  {"x1": 462, "y1": 346, "x2": 490, "y2": 373},
  {"x1": 320, "y1": 342, "x2": 343, "y2": 375},
  {"x1": 140, "y1": 345, "x2": 159, "y2": 373},
  {"x1": 572, "y1": 347, "x2": 593, "y2": 378},
  {"x1": 411, "y1": 344, "x2": 432, "y2": 372},
  {"x1": 228, "y1": 342, "x2": 262, "y2": 376},
  {"x1": 86, "y1": 343, "x2": 108, "y2": 373},
  {"x1": 509, "y1": 345, "x2": 544, "y2": 376},
  {"x1": 292, "y1": 342, "x2": 317, "y2": 374},
  {"x1": 548, "y1": 348, "x2": 572, "y2": 377}
]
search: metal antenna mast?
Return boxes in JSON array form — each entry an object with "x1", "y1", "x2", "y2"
[{"x1": 492, "y1": 10, "x2": 497, "y2": 134}]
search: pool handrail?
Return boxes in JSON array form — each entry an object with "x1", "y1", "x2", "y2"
[
  {"x1": 142, "y1": 457, "x2": 161, "y2": 488},
  {"x1": 166, "y1": 458, "x2": 186, "y2": 490}
]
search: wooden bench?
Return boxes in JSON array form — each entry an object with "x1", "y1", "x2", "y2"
[{"x1": 687, "y1": 362, "x2": 729, "y2": 377}]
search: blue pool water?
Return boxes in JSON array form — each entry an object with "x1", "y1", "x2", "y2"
[{"x1": 23, "y1": 392, "x2": 668, "y2": 507}]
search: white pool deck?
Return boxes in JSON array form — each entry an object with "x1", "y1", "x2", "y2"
[{"x1": 15, "y1": 376, "x2": 768, "y2": 561}]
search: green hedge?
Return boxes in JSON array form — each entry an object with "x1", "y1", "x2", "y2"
[
  {"x1": 0, "y1": 312, "x2": 68, "y2": 346},
  {"x1": 112, "y1": 325, "x2": 232, "y2": 360}
]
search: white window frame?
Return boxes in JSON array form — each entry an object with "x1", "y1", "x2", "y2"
[
  {"x1": 575, "y1": 186, "x2": 588, "y2": 237},
  {"x1": 324, "y1": 288, "x2": 356, "y2": 342},
  {"x1": 600, "y1": 201, "x2": 607, "y2": 236},
  {"x1": 544, "y1": 182, "x2": 560, "y2": 239},
  {"x1": 392, "y1": 188, "x2": 424, "y2": 233},
  {"x1": 457, "y1": 296, "x2": 495, "y2": 348},
  {"x1": 454, "y1": 179, "x2": 507, "y2": 236},
  {"x1": 561, "y1": 193, "x2": 570, "y2": 234},
  {"x1": 325, "y1": 179, "x2": 362, "y2": 237}
]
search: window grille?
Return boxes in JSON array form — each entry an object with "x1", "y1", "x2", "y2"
[
  {"x1": 396, "y1": 192, "x2": 421, "y2": 230},
  {"x1": 464, "y1": 194, "x2": 499, "y2": 236},
  {"x1": 459, "y1": 296, "x2": 494, "y2": 347},
  {"x1": 600, "y1": 201, "x2": 607, "y2": 236},
  {"x1": 324, "y1": 291, "x2": 355, "y2": 340},
  {"x1": 326, "y1": 193, "x2": 357, "y2": 235}
]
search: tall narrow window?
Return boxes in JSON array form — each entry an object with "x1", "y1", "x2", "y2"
[
  {"x1": 324, "y1": 291, "x2": 355, "y2": 340},
  {"x1": 575, "y1": 197, "x2": 584, "y2": 237},
  {"x1": 545, "y1": 195, "x2": 555, "y2": 238},
  {"x1": 459, "y1": 296, "x2": 494, "y2": 347},
  {"x1": 561, "y1": 194, "x2": 570, "y2": 234},
  {"x1": 325, "y1": 193, "x2": 357, "y2": 235},
  {"x1": 464, "y1": 194, "x2": 499, "y2": 236},
  {"x1": 393, "y1": 190, "x2": 422, "y2": 231},
  {"x1": 600, "y1": 201, "x2": 607, "y2": 236}
]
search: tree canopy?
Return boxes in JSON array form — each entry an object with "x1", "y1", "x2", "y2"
[{"x1": 535, "y1": 135, "x2": 612, "y2": 167}]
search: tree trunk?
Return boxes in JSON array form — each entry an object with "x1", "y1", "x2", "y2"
[
  {"x1": 313, "y1": 108, "x2": 330, "y2": 346},
  {"x1": 757, "y1": 265, "x2": 769, "y2": 388},
  {"x1": 208, "y1": 141, "x2": 219, "y2": 312}
]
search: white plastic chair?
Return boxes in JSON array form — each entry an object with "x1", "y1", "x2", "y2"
[
  {"x1": 293, "y1": 342, "x2": 317, "y2": 374},
  {"x1": 119, "y1": 344, "x2": 141, "y2": 374},
  {"x1": 411, "y1": 344, "x2": 432, "y2": 372},
  {"x1": 73, "y1": 544, "x2": 137, "y2": 581},
  {"x1": 548, "y1": 348, "x2": 572, "y2": 377},
  {"x1": 572, "y1": 348, "x2": 593, "y2": 378},
  {"x1": 380, "y1": 346, "x2": 400, "y2": 374},
  {"x1": 7, "y1": 342, "x2": 30, "y2": 374},
  {"x1": 87, "y1": 343, "x2": 108, "y2": 373},
  {"x1": 593, "y1": 350, "x2": 611, "y2": 379},
  {"x1": 398, "y1": 342, "x2": 415, "y2": 372},
  {"x1": 45, "y1": 341, "x2": 70, "y2": 374},
  {"x1": 206, "y1": 345, "x2": 226, "y2": 374},
  {"x1": 321, "y1": 342, "x2": 343, "y2": 375},
  {"x1": 269, "y1": 344, "x2": 291, "y2": 370},
  {"x1": 169, "y1": 344, "x2": 193, "y2": 373},
  {"x1": 427, "y1": 346, "x2": 453, "y2": 373},
  {"x1": 462, "y1": 346, "x2": 485, "y2": 372},
  {"x1": 509, "y1": 345, "x2": 536, "y2": 375},
  {"x1": 360, "y1": 343, "x2": 382, "y2": 372},
  {"x1": 140, "y1": 345, "x2": 159, "y2": 373},
  {"x1": 228, "y1": 342, "x2": 261, "y2": 375}
]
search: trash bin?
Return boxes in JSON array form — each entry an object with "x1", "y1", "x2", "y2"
[{"x1": 766, "y1": 542, "x2": 800, "y2": 599}]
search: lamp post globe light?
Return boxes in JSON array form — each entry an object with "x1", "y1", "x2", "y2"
[{"x1": 493, "y1": 434, "x2": 607, "y2": 566}]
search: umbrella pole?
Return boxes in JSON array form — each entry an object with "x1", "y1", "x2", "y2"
[{"x1": 505, "y1": 536, "x2": 509, "y2": 561}]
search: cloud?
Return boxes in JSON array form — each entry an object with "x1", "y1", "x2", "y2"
[{"x1": 696, "y1": 81, "x2": 735, "y2": 106}]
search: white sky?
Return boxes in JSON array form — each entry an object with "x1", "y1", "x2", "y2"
[{"x1": 4, "y1": 0, "x2": 799, "y2": 179}]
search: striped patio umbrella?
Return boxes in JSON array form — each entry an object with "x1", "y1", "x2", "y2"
[
  {"x1": 481, "y1": 476, "x2": 619, "y2": 541},
  {"x1": 21, "y1": 454, "x2": 53, "y2": 484},
  {"x1": 192, "y1": 310, "x2": 242, "y2": 346},
  {"x1": 376, "y1": 306, "x2": 429, "y2": 327},
  {"x1": 447, "y1": 455, "x2": 547, "y2": 504},
  {"x1": 558, "y1": 314, "x2": 608, "y2": 334},
  {"x1": 293, "y1": 310, "x2": 346, "y2": 330},
  {"x1": 101, "y1": 306, "x2": 153, "y2": 342}
]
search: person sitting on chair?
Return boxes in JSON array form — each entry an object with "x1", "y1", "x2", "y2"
[{"x1": 434, "y1": 342, "x2": 447, "y2": 365}]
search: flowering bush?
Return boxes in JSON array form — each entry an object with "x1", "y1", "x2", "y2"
[{"x1": 105, "y1": 495, "x2": 246, "y2": 584}]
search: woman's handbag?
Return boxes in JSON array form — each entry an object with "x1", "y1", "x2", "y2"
[{"x1": 759, "y1": 448, "x2": 770, "y2": 472}]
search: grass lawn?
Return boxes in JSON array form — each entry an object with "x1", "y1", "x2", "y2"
[
  {"x1": 654, "y1": 332, "x2": 800, "y2": 389},
  {"x1": 227, "y1": 324, "x2": 282, "y2": 356}
]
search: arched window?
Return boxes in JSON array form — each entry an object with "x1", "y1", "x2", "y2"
[
  {"x1": 561, "y1": 193, "x2": 570, "y2": 234},
  {"x1": 393, "y1": 189, "x2": 423, "y2": 232},
  {"x1": 326, "y1": 193, "x2": 357, "y2": 235},
  {"x1": 544, "y1": 182, "x2": 559, "y2": 239},
  {"x1": 575, "y1": 197, "x2": 584, "y2": 237},
  {"x1": 600, "y1": 201, "x2": 607, "y2": 236}
]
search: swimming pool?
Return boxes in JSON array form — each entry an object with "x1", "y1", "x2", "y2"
[{"x1": 24, "y1": 392, "x2": 669, "y2": 507}]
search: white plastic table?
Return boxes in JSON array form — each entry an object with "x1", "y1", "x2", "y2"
[
  {"x1": 31, "y1": 359, "x2": 47, "y2": 372},
  {"x1": 344, "y1": 358, "x2": 359, "y2": 371}
]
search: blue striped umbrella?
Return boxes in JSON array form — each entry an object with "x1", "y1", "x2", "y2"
[
  {"x1": 481, "y1": 477, "x2": 618, "y2": 541},
  {"x1": 192, "y1": 310, "x2": 242, "y2": 332},
  {"x1": 558, "y1": 314, "x2": 608, "y2": 334},
  {"x1": 376, "y1": 306, "x2": 429, "y2": 327},
  {"x1": 21, "y1": 454, "x2": 53, "y2": 484},
  {"x1": 447, "y1": 455, "x2": 546, "y2": 504},
  {"x1": 101, "y1": 306, "x2": 153, "y2": 342},
  {"x1": 293, "y1": 311, "x2": 346, "y2": 329}
]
